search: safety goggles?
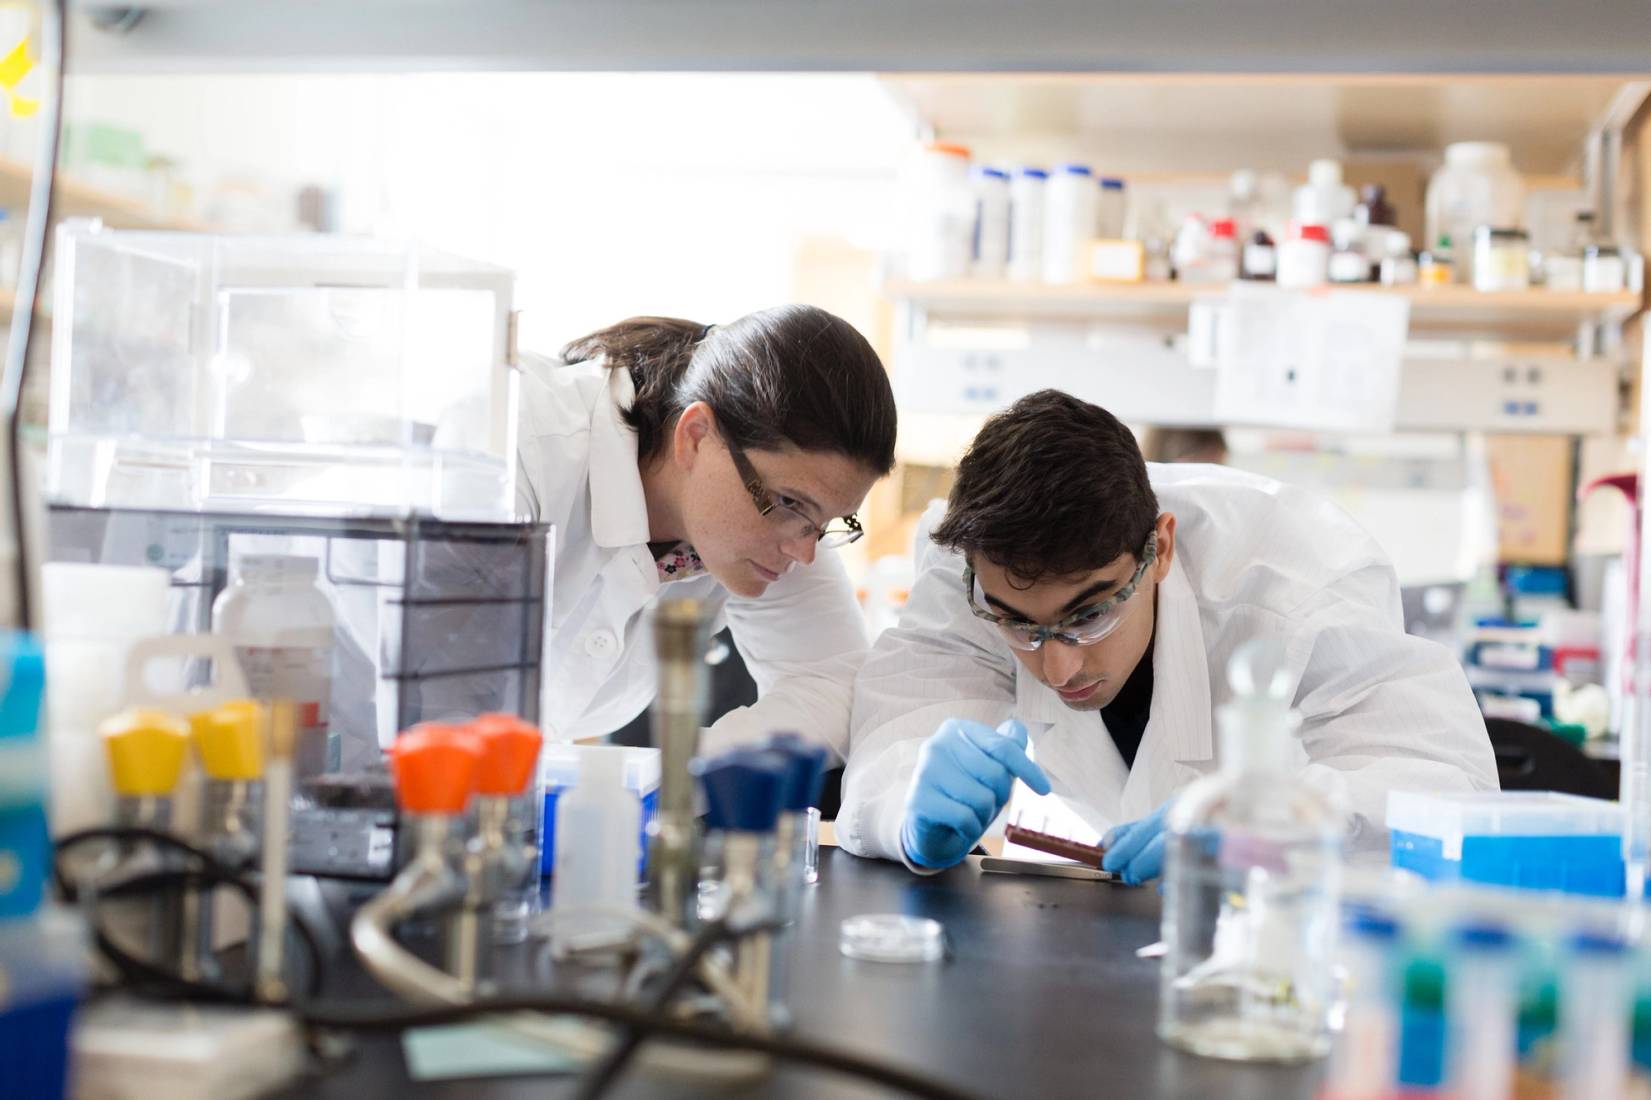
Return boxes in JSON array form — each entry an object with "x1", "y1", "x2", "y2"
[
  {"x1": 727, "y1": 438, "x2": 864, "y2": 550},
  {"x1": 963, "y1": 530, "x2": 1157, "y2": 652}
]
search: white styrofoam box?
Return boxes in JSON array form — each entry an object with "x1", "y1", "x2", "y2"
[
  {"x1": 893, "y1": 307, "x2": 1619, "y2": 436},
  {"x1": 1396, "y1": 355, "x2": 1618, "y2": 435},
  {"x1": 72, "y1": 998, "x2": 305, "y2": 1100},
  {"x1": 1386, "y1": 790, "x2": 1622, "y2": 861},
  {"x1": 895, "y1": 317, "x2": 1215, "y2": 421}
]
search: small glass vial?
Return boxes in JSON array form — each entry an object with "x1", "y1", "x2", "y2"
[
  {"x1": 1158, "y1": 640, "x2": 1342, "y2": 1063},
  {"x1": 1321, "y1": 912, "x2": 1400, "y2": 1100},
  {"x1": 1418, "y1": 234, "x2": 1454, "y2": 286},
  {"x1": 1380, "y1": 231, "x2": 1419, "y2": 284},
  {"x1": 1559, "y1": 932, "x2": 1632, "y2": 1100},
  {"x1": 1240, "y1": 230, "x2": 1276, "y2": 281},
  {"x1": 1445, "y1": 923, "x2": 1519, "y2": 1100},
  {"x1": 1583, "y1": 244, "x2": 1627, "y2": 293},
  {"x1": 1328, "y1": 223, "x2": 1372, "y2": 285},
  {"x1": 1472, "y1": 227, "x2": 1530, "y2": 292}
]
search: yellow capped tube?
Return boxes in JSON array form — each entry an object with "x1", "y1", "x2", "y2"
[
  {"x1": 100, "y1": 708, "x2": 191, "y2": 798},
  {"x1": 190, "y1": 699, "x2": 265, "y2": 782}
]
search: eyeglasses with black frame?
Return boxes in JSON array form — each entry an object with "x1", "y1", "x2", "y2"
[
  {"x1": 726, "y1": 437, "x2": 864, "y2": 550},
  {"x1": 963, "y1": 529, "x2": 1158, "y2": 652}
]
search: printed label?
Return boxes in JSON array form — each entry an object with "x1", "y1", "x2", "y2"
[{"x1": 237, "y1": 644, "x2": 334, "y2": 777}]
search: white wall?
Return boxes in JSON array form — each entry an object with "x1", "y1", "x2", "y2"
[{"x1": 52, "y1": 72, "x2": 914, "y2": 350}]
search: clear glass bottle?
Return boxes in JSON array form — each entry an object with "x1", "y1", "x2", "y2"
[{"x1": 1158, "y1": 640, "x2": 1342, "y2": 1063}]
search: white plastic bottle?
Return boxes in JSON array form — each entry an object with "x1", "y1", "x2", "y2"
[
  {"x1": 212, "y1": 554, "x2": 336, "y2": 779},
  {"x1": 971, "y1": 166, "x2": 1010, "y2": 279},
  {"x1": 1425, "y1": 142, "x2": 1525, "y2": 287},
  {"x1": 550, "y1": 746, "x2": 641, "y2": 955},
  {"x1": 1042, "y1": 163, "x2": 1098, "y2": 284},
  {"x1": 1006, "y1": 167, "x2": 1047, "y2": 282},
  {"x1": 901, "y1": 141, "x2": 974, "y2": 281},
  {"x1": 1097, "y1": 177, "x2": 1128, "y2": 239},
  {"x1": 42, "y1": 563, "x2": 171, "y2": 836},
  {"x1": 1277, "y1": 223, "x2": 1332, "y2": 289},
  {"x1": 1292, "y1": 159, "x2": 1356, "y2": 229},
  {"x1": 1158, "y1": 639, "x2": 1342, "y2": 1063}
]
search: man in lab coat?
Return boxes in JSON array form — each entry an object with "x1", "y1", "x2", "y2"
[{"x1": 836, "y1": 390, "x2": 1496, "y2": 881}]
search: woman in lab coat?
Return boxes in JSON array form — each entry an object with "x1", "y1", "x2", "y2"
[{"x1": 518, "y1": 305, "x2": 896, "y2": 759}]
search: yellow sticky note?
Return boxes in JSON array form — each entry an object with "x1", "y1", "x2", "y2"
[
  {"x1": 0, "y1": 37, "x2": 32, "y2": 91},
  {"x1": 0, "y1": 35, "x2": 35, "y2": 118}
]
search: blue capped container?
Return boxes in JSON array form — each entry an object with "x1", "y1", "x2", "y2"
[{"x1": 1388, "y1": 790, "x2": 1629, "y2": 898}]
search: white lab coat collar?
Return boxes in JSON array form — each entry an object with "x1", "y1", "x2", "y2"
[
  {"x1": 587, "y1": 365, "x2": 653, "y2": 551},
  {"x1": 1013, "y1": 552, "x2": 1213, "y2": 764}
]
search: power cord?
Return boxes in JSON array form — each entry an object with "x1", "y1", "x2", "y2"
[
  {"x1": 53, "y1": 826, "x2": 325, "y2": 1005},
  {"x1": 1, "y1": 0, "x2": 65, "y2": 632},
  {"x1": 302, "y1": 995, "x2": 984, "y2": 1100},
  {"x1": 573, "y1": 914, "x2": 733, "y2": 1100},
  {"x1": 57, "y1": 834, "x2": 977, "y2": 1099}
]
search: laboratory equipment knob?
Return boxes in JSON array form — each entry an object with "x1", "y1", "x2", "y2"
[
  {"x1": 389, "y1": 723, "x2": 482, "y2": 816},
  {"x1": 469, "y1": 712, "x2": 543, "y2": 797},
  {"x1": 100, "y1": 708, "x2": 192, "y2": 798},
  {"x1": 693, "y1": 749, "x2": 788, "y2": 833},
  {"x1": 765, "y1": 732, "x2": 830, "y2": 812},
  {"x1": 189, "y1": 699, "x2": 265, "y2": 781}
]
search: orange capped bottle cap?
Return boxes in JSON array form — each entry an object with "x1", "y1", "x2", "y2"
[
  {"x1": 389, "y1": 723, "x2": 481, "y2": 815},
  {"x1": 468, "y1": 713, "x2": 543, "y2": 797}
]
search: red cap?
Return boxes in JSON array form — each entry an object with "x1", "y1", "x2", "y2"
[
  {"x1": 389, "y1": 723, "x2": 482, "y2": 815},
  {"x1": 1294, "y1": 223, "x2": 1330, "y2": 243},
  {"x1": 468, "y1": 713, "x2": 544, "y2": 797},
  {"x1": 1210, "y1": 218, "x2": 1237, "y2": 239}
]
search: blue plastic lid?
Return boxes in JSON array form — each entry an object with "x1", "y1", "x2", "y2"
[
  {"x1": 1570, "y1": 930, "x2": 1629, "y2": 956},
  {"x1": 1345, "y1": 909, "x2": 1399, "y2": 941},
  {"x1": 1505, "y1": 566, "x2": 1567, "y2": 597},
  {"x1": 1058, "y1": 163, "x2": 1093, "y2": 176},
  {"x1": 1452, "y1": 921, "x2": 1514, "y2": 950},
  {"x1": 1100, "y1": 177, "x2": 1126, "y2": 190},
  {"x1": 694, "y1": 749, "x2": 787, "y2": 832},
  {"x1": 975, "y1": 166, "x2": 1009, "y2": 181},
  {"x1": 1018, "y1": 166, "x2": 1048, "y2": 179},
  {"x1": 766, "y1": 733, "x2": 830, "y2": 812}
]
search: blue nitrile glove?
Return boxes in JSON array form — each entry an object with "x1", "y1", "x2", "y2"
[
  {"x1": 899, "y1": 718, "x2": 1052, "y2": 870},
  {"x1": 1102, "y1": 800, "x2": 1173, "y2": 886}
]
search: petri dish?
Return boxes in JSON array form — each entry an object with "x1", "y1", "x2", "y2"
[{"x1": 838, "y1": 914, "x2": 946, "y2": 963}]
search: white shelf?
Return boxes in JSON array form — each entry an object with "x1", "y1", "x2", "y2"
[
  {"x1": 884, "y1": 279, "x2": 1642, "y2": 338},
  {"x1": 0, "y1": 156, "x2": 207, "y2": 232}
]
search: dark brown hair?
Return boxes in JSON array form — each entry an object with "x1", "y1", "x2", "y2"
[
  {"x1": 560, "y1": 305, "x2": 896, "y2": 474},
  {"x1": 931, "y1": 389, "x2": 1158, "y2": 581}
]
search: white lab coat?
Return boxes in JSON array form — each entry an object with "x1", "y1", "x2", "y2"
[
  {"x1": 837, "y1": 463, "x2": 1497, "y2": 864},
  {"x1": 518, "y1": 354, "x2": 872, "y2": 758}
]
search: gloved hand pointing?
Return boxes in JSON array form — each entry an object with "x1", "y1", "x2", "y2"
[{"x1": 899, "y1": 717, "x2": 1052, "y2": 870}]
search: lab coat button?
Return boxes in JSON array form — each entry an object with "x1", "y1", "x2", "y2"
[{"x1": 584, "y1": 630, "x2": 619, "y2": 658}]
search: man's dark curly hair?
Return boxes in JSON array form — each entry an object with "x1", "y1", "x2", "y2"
[{"x1": 931, "y1": 389, "x2": 1159, "y2": 582}]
